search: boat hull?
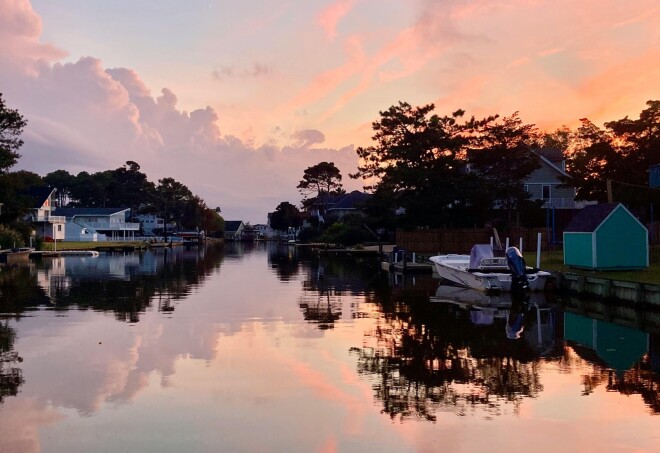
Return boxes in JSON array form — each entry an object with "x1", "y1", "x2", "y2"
[
  {"x1": 429, "y1": 254, "x2": 550, "y2": 292},
  {"x1": 0, "y1": 247, "x2": 35, "y2": 265}
]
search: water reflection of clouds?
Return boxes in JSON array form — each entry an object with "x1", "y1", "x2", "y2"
[{"x1": 1, "y1": 246, "x2": 658, "y2": 451}]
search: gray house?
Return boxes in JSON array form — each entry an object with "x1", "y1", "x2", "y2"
[
  {"x1": 524, "y1": 148, "x2": 576, "y2": 209},
  {"x1": 53, "y1": 207, "x2": 140, "y2": 241}
]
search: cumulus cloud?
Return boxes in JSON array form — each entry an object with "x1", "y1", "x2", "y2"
[{"x1": 3, "y1": 0, "x2": 361, "y2": 223}]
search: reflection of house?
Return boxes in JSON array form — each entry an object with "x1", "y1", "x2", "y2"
[
  {"x1": 24, "y1": 187, "x2": 66, "y2": 241},
  {"x1": 53, "y1": 207, "x2": 140, "y2": 241},
  {"x1": 564, "y1": 312, "x2": 648, "y2": 373},
  {"x1": 137, "y1": 214, "x2": 164, "y2": 235},
  {"x1": 224, "y1": 221, "x2": 244, "y2": 240},
  {"x1": 524, "y1": 148, "x2": 576, "y2": 209}
]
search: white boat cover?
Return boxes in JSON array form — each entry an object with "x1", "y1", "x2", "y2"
[{"x1": 469, "y1": 244, "x2": 493, "y2": 269}]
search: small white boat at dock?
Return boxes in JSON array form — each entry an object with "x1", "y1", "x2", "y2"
[{"x1": 430, "y1": 244, "x2": 550, "y2": 292}]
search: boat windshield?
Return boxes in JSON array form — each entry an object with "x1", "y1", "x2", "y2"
[{"x1": 469, "y1": 244, "x2": 494, "y2": 268}]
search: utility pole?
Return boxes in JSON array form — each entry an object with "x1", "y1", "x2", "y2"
[{"x1": 607, "y1": 179, "x2": 613, "y2": 203}]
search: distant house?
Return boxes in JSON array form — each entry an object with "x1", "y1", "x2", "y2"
[
  {"x1": 563, "y1": 203, "x2": 648, "y2": 270},
  {"x1": 254, "y1": 223, "x2": 274, "y2": 239},
  {"x1": 23, "y1": 187, "x2": 66, "y2": 242},
  {"x1": 224, "y1": 220, "x2": 244, "y2": 240},
  {"x1": 308, "y1": 190, "x2": 370, "y2": 223},
  {"x1": 53, "y1": 207, "x2": 140, "y2": 241},
  {"x1": 524, "y1": 148, "x2": 576, "y2": 209},
  {"x1": 137, "y1": 214, "x2": 164, "y2": 235},
  {"x1": 326, "y1": 191, "x2": 370, "y2": 219}
]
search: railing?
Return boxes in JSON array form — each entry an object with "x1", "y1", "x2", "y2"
[
  {"x1": 539, "y1": 197, "x2": 575, "y2": 209},
  {"x1": 32, "y1": 215, "x2": 66, "y2": 223},
  {"x1": 77, "y1": 221, "x2": 140, "y2": 231}
]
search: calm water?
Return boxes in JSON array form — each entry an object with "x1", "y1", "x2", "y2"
[{"x1": 0, "y1": 243, "x2": 659, "y2": 453}]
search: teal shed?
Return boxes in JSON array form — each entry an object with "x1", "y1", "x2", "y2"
[{"x1": 563, "y1": 203, "x2": 648, "y2": 270}]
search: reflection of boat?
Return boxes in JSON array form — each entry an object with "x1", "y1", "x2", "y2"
[
  {"x1": 59, "y1": 250, "x2": 100, "y2": 257},
  {"x1": 430, "y1": 244, "x2": 550, "y2": 292},
  {"x1": 431, "y1": 283, "x2": 556, "y2": 353},
  {"x1": 0, "y1": 247, "x2": 35, "y2": 265}
]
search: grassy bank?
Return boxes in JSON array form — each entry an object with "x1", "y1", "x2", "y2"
[
  {"x1": 524, "y1": 246, "x2": 660, "y2": 285},
  {"x1": 41, "y1": 241, "x2": 148, "y2": 251}
]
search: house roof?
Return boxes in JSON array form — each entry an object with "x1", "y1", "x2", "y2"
[
  {"x1": 564, "y1": 203, "x2": 620, "y2": 232},
  {"x1": 53, "y1": 207, "x2": 130, "y2": 217},
  {"x1": 535, "y1": 147, "x2": 563, "y2": 163},
  {"x1": 328, "y1": 190, "x2": 370, "y2": 211},
  {"x1": 224, "y1": 220, "x2": 244, "y2": 232},
  {"x1": 23, "y1": 186, "x2": 56, "y2": 208}
]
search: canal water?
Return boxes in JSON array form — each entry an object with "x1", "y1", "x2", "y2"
[{"x1": 0, "y1": 243, "x2": 658, "y2": 452}]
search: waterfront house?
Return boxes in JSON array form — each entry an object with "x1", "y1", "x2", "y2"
[
  {"x1": 137, "y1": 214, "x2": 164, "y2": 235},
  {"x1": 53, "y1": 207, "x2": 140, "y2": 241},
  {"x1": 224, "y1": 220, "x2": 244, "y2": 240},
  {"x1": 24, "y1": 187, "x2": 66, "y2": 242},
  {"x1": 563, "y1": 203, "x2": 648, "y2": 270},
  {"x1": 254, "y1": 223, "x2": 274, "y2": 240},
  {"x1": 524, "y1": 148, "x2": 577, "y2": 209}
]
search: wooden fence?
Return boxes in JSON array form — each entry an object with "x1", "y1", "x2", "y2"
[{"x1": 395, "y1": 228, "x2": 550, "y2": 254}]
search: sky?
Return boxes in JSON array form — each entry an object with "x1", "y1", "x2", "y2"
[{"x1": 1, "y1": 0, "x2": 658, "y2": 223}]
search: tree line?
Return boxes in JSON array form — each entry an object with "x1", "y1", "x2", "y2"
[
  {"x1": 270, "y1": 99, "x2": 659, "y2": 243},
  {"x1": 0, "y1": 93, "x2": 224, "y2": 247}
]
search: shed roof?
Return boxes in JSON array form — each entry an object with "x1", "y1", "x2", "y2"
[{"x1": 564, "y1": 203, "x2": 620, "y2": 232}]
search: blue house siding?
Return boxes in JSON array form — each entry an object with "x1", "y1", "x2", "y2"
[
  {"x1": 595, "y1": 207, "x2": 648, "y2": 269},
  {"x1": 563, "y1": 233, "x2": 593, "y2": 268}
]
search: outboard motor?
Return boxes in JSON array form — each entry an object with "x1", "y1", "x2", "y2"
[{"x1": 505, "y1": 247, "x2": 529, "y2": 292}]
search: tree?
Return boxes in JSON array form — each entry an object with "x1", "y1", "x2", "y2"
[
  {"x1": 0, "y1": 170, "x2": 44, "y2": 225},
  {"x1": 44, "y1": 170, "x2": 75, "y2": 207},
  {"x1": 467, "y1": 112, "x2": 540, "y2": 227},
  {"x1": 270, "y1": 202, "x2": 302, "y2": 232},
  {"x1": 562, "y1": 101, "x2": 660, "y2": 205},
  {"x1": 155, "y1": 177, "x2": 195, "y2": 231},
  {"x1": 352, "y1": 102, "x2": 472, "y2": 228},
  {"x1": 297, "y1": 162, "x2": 344, "y2": 220},
  {"x1": 0, "y1": 93, "x2": 26, "y2": 174}
]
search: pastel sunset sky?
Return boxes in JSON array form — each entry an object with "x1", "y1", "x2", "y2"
[{"x1": 1, "y1": 0, "x2": 658, "y2": 223}]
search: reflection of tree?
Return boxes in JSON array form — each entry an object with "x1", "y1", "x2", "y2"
[
  {"x1": 1, "y1": 245, "x2": 225, "y2": 323},
  {"x1": 298, "y1": 252, "x2": 386, "y2": 329},
  {"x1": 299, "y1": 292, "x2": 342, "y2": 329},
  {"x1": 0, "y1": 320, "x2": 23, "y2": 405},
  {"x1": 268, "y1": 244, "x2": 300, "y2": 281},
  {"x1": 353, "y1": 295, "x2": 551, "y2": 421},
  {"x1": 558, "y1": 343, "x2": 660, "y2": 413}
]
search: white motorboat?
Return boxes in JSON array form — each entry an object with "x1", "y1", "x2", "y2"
[{"x1": 429, "y1": 244, "x2": 551, "y2": 292}]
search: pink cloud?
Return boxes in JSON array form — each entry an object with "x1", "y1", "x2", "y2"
[{"x1": 317, "y1": 0, "x2": 358, "y2": 40}]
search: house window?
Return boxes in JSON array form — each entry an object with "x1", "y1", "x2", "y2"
[
  {"x1": 57, "y1": 225, "x2": 62, "y2": 232},
  {"x1": 542, "y1": 185, "x2": 551, "y2": 200}
]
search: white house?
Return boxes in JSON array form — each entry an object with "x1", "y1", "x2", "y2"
[
  {"x1": 53, "y1": 207, "x2": 140, "y2": 241},
  {"x1": 137, "y1": 214, "x2": 165, "y2": 235},
  {"x1": 24, "y1": 187, "x2": 66, "y2": 242}
]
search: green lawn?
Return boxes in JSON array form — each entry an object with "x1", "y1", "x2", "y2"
[
  {"x1": 524, "y1": 245, "x2": 660, "y2": 285},
  {"x1": 41, "y1": 241, "x2": 148, "y2": 251}
]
